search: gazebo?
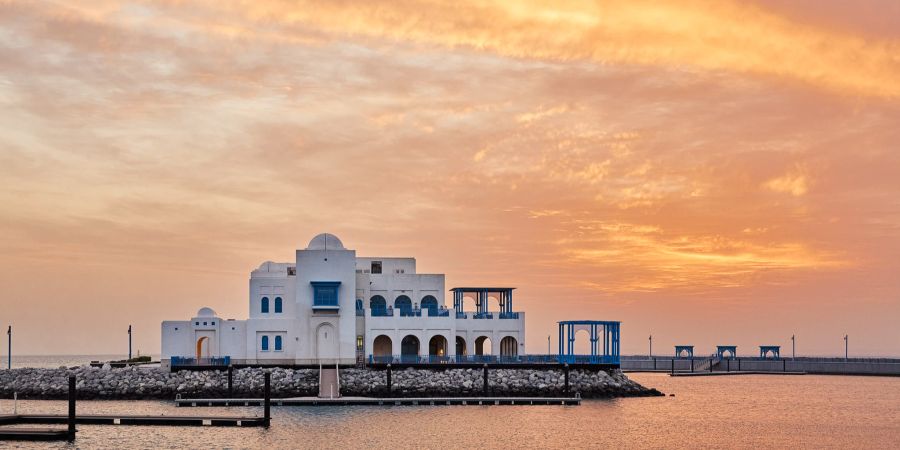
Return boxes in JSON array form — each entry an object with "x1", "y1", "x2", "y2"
[
  {"x1": 759, "y1": 346, "x2": 781, "y2": 359},
  {"x1": 716, "y1": 345, "x2": 737, "y2": 359},
  {"x1": 674, "y1": 346, "x2": 694, "y2": 359},
  {"x1": 558, "y1": 320, "x2": 620, "y2": 365}
]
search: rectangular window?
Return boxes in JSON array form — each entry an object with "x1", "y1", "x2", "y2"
[
  {"x1": 311, "y1": 281, "x2": 341, "y2": 309},
  {"x1": 371, "y1": 261, "x2": 382, "y2": 274},
  {"x1": 315, "y1": 287, "x2": 336, "y2": 305}
]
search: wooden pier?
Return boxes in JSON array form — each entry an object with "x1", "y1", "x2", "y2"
[
  {"x1": 0, "y1": 373, "x2": 272, "y2": 441},
  {"x1": 0, "y1": 414, "x2": 267, "y2": 427},
  {"x1": 176, "y1": 396, "x2": 581, "y2": 407}
]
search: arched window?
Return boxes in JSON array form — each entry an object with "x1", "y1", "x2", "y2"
[
  {"x1": 261, "y1": 297, "x2": 270, "y2": 313},
  {"x1": 274, "y1": 297, "x2": 283, "y2": 313},
  {"x1": 395, "y1": 295, "x2": 412, "y2": 315},
  {"x1": 261, "y1": 335, "x2": 269, "y2": 351},
  {"x1": 421, "y1": 295, "x2": 438, "y2": 314},
  {"x1": 370, "y1": 295, "x2": 387, "y2": 316},
  {"x1": 274, "y1": 335, "x2": 283, "y2": 351}
]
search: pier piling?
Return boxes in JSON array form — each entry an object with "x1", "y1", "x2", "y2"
[
  {"x1": 263, "y1": 372, "x2": 271, "y2": 428},
  {"x1": 227, "y1": 366, "x2": 233, "y2": 398},
  {"x1": 386, "y1": 364, "x2": 392, "y2": 392},
  {"x1": 67, "y1": 375, "x2": 76, "y2": 441},
  {"x1": 564, "y1": 364, "x2": 570, "y2": 394},
  {"x1": 482, "y1": 364, "x2": 489, "y2": 395}
]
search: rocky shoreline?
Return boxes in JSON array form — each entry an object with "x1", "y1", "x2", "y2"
[{"x1": 0, "y1": 366, "x2": 662, "y2": 400}]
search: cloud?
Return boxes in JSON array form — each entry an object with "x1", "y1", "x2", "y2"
[
  {"x1": 117, "y1": 0, "x2": 900, "y2": 98},
  {"x1": 764, "y1": 166, "x2": 812, "y2": 196}
]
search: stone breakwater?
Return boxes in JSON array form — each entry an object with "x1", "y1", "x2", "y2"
[
  {"x1": 0, "y1": 366, "x2": 661, "y2": 400},
  {"x1": 0, "y1": 366, "x2": 318, "y2": 400},
  {"x1": 341, "y1": 368, "x2": 662, "y2": 398}
]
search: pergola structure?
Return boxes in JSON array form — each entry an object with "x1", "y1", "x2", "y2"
[
  {"x1": 716, "y1": 345, "x2": 737, "y2": 359},
  {"x1": 759, "y1": 346, "x2": 781, "y2": 359},
  {"x1": 558, "y1": 320, "x2": 620, "y2": 365},
  {"x1": 674, "y1": 345, "x2": 694, "y2": 359},
  {"x1": 451, "y1": 287, "x2": 516, "y2": 319}
]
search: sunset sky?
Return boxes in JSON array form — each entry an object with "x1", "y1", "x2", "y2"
[{"x1": 1, "y1": 0, "x2": 898, "y2": 357}]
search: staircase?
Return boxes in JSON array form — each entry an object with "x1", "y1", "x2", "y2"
[
  {"x1": 694, "y1": 358, "x2": 714, "y2": 371},
  {"x1": 356, "y1": 348, "x2": 366, "y2": 368},
  {"x1": 318, "y1": 365, "x2": 340, "y2": 398}
]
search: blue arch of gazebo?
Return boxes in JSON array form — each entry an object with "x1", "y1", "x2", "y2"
[
  {"x1": 558, "y1": 320, "x2": 620, "y2": 365},
  {"x1": 674, "y1": 345, "x2": 694, "y2": 358},
  {"x1": 759, "y1": 345, "x2": 781, "y2": 359},
  {"x1": 716, "y1": 345, "x2": 737, "y2": 359}
]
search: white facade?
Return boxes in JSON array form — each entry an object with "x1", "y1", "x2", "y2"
[{"x1": 161, "y1": 233, "x2": 525, "y2": 367}]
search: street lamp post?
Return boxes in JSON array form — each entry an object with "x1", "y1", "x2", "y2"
[
  {"x1": 547, "y1": 335, "x2": 551, "y2": 356},
  {"x1": 6, "y1": 326, "x2": 10, "y2": 370},
  {"x1": 649, "y1": 334, "x2": 652, "y2": 359},
  {"x1": 791, "y1": 334, "x2": 795, "y2": 360},
  {"x1": 128, "y1": 325, "x2": 132, "y2": 360},
  {"x1": 844, "y1": 335, "x2": 848, "y2": 361}
]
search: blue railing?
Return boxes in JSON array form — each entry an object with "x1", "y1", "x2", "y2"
[
  {"x1": 313, "y1": 298, "x2": 339, "y2": 308},
  {"x1": 498, "y1": 312, "x2": 520, "y2": 319},
  {"x1": 473, "y1": 312, "x2": 494, "y2": 319},
  {"x1": 427, "y1": 307, "x2": 450, "y2": 317},
  {"x1": 371, "y1": 307, "x2": 394, "y2": 317},
  {"x1": 367, "y1": 354, "x2": 619, "y2": 365},
  {"x1": 171, "y1": 356, "x2": 231, "y2": 367},
  {"x1": 456, "y1": 311, "x2": 467, "y2": 319},
  {"x1": 399, "y1": 308, "x2": 422, "y2": 317}
]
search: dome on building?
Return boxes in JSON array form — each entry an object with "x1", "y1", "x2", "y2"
[
  {"x1": 196, "y1": 307, "x2": 217, "y2": 317},
  {"x1": 306, "y1": 233, "x2": 345, "y2": 250}
]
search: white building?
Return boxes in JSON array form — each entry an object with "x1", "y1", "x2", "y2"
[{"x1": 161, "y1": 233, "x2": 525, "y2": 368}]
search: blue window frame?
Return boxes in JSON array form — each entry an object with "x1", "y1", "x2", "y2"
[
  {"x1": 311, "y1": 281, "x2": 341, "y2": 308},
  {"x1": 274, "y1": 297, "x2": 283, "y2": 313},
  {"x1": 261, "y1": 297, "x2": 269, "y2": 313},
  {"x1": 261, "y1": 335, "x2": 269, "y2": 351},
  {"x1": 275, "y1": 335, "x2": 283, "y2": 351},
  {"x1": 421, "y1": 295, "x2": 438, "y2": 314}
]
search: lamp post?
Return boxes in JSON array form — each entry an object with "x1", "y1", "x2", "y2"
[
  {"x1": 6, "y1": 326, "x2": 10, "y2": 369},
  {"x1": 844, "y1": 335, "x2": 848, "y2": 361},
  {"x1": 791, "y1": 334, "x2": 795, "y2": 360},
  {"x1": 649, "y1": 334, "x2": 652, "y2": 358},
  {"x1": 547, "y1": 335, "x2": 551, "y2": 356},
  {"x1": 128, "y1": 325, "x2": 132, "y2": 360}
]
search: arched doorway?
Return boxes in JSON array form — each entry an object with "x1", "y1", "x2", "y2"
[
  {"x1": 421, "y1": 295, "x2": 438, "y2": 315},
  {"x1": 316, "y1": 323, "x2": 337, "y2": 362},
  {"x1": 395, "y1": 295, "x2": 412, "y2": 315},
  {"x1": 400, "y1": 335, "x2": 420, "y2": 362},
  {"x1": 475, "y1": 336, "x2": 492, "y2": 356},
  {"x1": 428, "y1": 335, "x2": 448, "y2": 358},
  {"x1": 196, "y1": 336, "x2": 209, "y2": 360},
  {"x1": 456, "y1": 336, "x2": 467, "y2": 357},
  {"x1": 373, "y1": 335, "x2": 392, "y2": 362},
  {"x1": 370, "y1": 295, "x2": 386, "y2": 310},
  {"x1": 500, "y1": 336, "x2": 518, "y2": 357}
]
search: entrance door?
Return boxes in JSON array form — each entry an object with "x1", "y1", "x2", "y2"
[{"x1": 317, "y1": 323, "x2": 337, "y2": 363}]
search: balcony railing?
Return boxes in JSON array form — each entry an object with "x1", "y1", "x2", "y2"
[
  {"x1": 473, "y1": 312, "x2": 494, "y2": 319},
  {"x1": 498, "y1": 312, "x2": 520, "y2": 319},
  {"x1": 367, "y1": 354, "x2": 619, "y2": 365},
  {"x1": 399, "y1": 308, "x2": 421, "y2": 317},
  {"x1": 371, "y1": 307, "x2": 394, "y2": 317},
  {"x1": 313, "y1": 298, "x2": 340, "y2": 308},
  {"x1": 426, "y1": 307, "x2": 450, "y2": 317},
  {"x1": 171, "y1": 356, "x2": 231, "y2": 367}
]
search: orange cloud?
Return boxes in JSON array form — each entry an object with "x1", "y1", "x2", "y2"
[{"x1": 155, "y1": 0, "x2": 900, "y2": 98}]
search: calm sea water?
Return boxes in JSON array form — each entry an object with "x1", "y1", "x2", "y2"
[
  {"x1": 1, "y1": 370, "x2": 898, "y2": 448},
  {"x1": 0, "y1": 355, "x2": 161, "y2": 369}
]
